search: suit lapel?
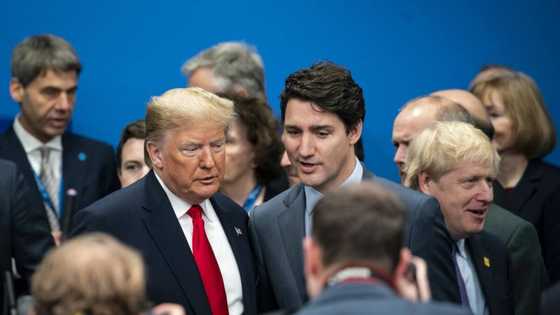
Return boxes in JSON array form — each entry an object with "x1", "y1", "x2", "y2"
[
  {"x1": 274, "y1": 165, "x2": 371, "y2": 301},
  {"x1": 212, "y1": 195, "x2": 255, "y2": 313},
  {"x1": 277, "y1": 184, "x2": 307, "y2": 300},
  {"x1": 140, "y1": 172, "x2": 210, "y2": 315},
  {"x1": 466, "y1": 235, "x2": 497, "y2": 314}
]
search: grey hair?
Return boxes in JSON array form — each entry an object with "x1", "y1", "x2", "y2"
[
  {"x1": 181, "y1": 41, "x2": 266, "y2": 100},
  {"x1": 12, "y1": 34, "x2": 81, "y2": 87}
]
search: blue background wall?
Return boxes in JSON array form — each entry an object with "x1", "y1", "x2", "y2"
[{"x1": 1, "y1": 0, "x2": 558, "y2": 182}]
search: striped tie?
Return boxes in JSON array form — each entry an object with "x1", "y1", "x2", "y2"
[{"x1": 39, "y1": 146, "x2": 60, "y2": 231}]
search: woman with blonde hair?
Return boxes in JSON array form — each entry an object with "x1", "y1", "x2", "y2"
[
  {"x1": 471, "y1": 70, "x2": 560, "y2": 285},
  {"x1": 32, "y1": 233, "x2": 184, "y2": 315}
]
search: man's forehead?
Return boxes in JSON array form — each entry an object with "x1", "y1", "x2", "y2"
[
  {"x1": 447, "y1": 161, "x2": 494, "y2": 177},
  {"x1": 167, "y1": 124, "x2": 225, "y2": 139},
  {"x1": 30, "y1": 69, "x2": 77, "y2": 86},
  {"x1": 393, "y1": 111, "x2": 435, "y2": 139},
  {"x1": 284, "y1": 103, "x2": 343, "y2": 127}
]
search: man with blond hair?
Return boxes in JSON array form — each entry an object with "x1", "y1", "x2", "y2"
[
  {"x1": 72, "y1": 87, "x2": 257, "y2": 315},
  {"x1": 404, "y1": 121, "x2": 513, "y2": 315},
  {"x1": 393, "y1": 89, "x2": 545, "y2": 315}
]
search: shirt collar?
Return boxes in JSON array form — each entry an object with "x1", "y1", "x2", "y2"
[
  {"x1": 13, "y1": 114, "x2": 62, "y2": 153},
  {"x1": 154, "y1": 171, "x2": 214, "y2": 222},
  {"x1": 455, "y1": 239, "x2": 467, "y2": 258},
  {"x1": 341, "y1": 157, "x2": 363, "y2": 188}
]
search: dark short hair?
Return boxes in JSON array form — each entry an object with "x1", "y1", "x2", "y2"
[
  {"x1": 220, "y1": 94, "x2": 284, "y2": 184},
  {"x1": 11, "y1": 34, "x2": 81, "y2": 87},
  {"x1": 312, "y1": 182, "x2": 405, "y2": 272},
  {"x1": 280, "y1": 61, "x2": 365, "y2": 133},
  {"x1": 116, "y1": 120, "x2": 146, "y2": 170}
]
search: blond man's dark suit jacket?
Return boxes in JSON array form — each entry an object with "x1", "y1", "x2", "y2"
[
  {"x1": 465, "y1": 231, "x2": 513, "y2": 315},
  {"x1": 70, "y1": 171, "x2": 257, "y2": 315}
]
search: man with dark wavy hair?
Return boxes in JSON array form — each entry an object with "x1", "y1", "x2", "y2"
[{"x1": 249, "y1": 61, "x2": 459, "y2": 313}]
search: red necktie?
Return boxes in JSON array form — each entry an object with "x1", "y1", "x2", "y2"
[{"x1": 188, "y1": 205, "x2": 229, "y2": 315}]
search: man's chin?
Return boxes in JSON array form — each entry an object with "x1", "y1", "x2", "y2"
[
  {"x1": 46, "y1": 126, "x2": 67, "y2": 137},
  {"x1": 299, "y1": 173, "x2": 324, "y2": 188}
]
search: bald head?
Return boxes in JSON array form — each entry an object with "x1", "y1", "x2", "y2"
[
  {"x1": 432, "y1": 89, "x2": 487, "y2": 122},
  {"x1": 432, "y1": 89, "x2": 494, "y2": 139},
  {"x1": 392, "y1": 95, "x2": 468, "y2": 180}
]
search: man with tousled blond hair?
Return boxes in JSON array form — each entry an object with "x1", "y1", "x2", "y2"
[{"x1": 72, "y1": 87, "x2": 257, "y2": 315}]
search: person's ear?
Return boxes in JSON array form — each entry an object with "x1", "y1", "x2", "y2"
[
  {"x1": 9, "y1": 78, "x2": 24, "y2": 103},
  {"x1": 348, "y1": 120, "x2": 363, "y2": 145},
  {"x1": 418, "y1": 172, "x2": 434, "y2": 195},
  {"x1": 147, "y1": 141, "x2": 164, "y2": 169},
  {"x1": 303, "y1": 237, "x2": 324, "y2": 298},
  {"x1": 304, "y1": 237, "x2": 320, "y2": 278}
]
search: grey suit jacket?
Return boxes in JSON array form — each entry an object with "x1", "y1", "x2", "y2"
[
  {"x1": 294, "y1": 282, "x2": 470, "y2": 315},
  {"x1": 484, "y1": 203, "x2": 546, "y2": 315},
  {"x1": 249, "y1": 167, "x2": 459, "y2": 312}
]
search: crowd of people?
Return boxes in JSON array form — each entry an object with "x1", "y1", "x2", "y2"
[{"x1": 1, "y1": 34, "x2": 559, "y2": 315}]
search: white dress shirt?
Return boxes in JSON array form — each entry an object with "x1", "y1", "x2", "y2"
[
  {"x1": 455, "y1": 239, "x2": 488, "y2": 315},
  {"x1": 304, "y1": 158, "x2": 363, "y2": 235},
  {"x1": 155, "y1": 173, "x2": 244, "y2": 315},
  {"x1": 13, "y1": 116, "x2": 63, "y2": 211}
]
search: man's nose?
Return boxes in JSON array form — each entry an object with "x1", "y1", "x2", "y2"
[
  {"x1": 477, "y1": 181, "x2": 494, "y2": 203},
  {"x1": 199, "y1": 146, "x2": 216, "y2": 169},
  {"x1": 393, "y1": 145, "x2": 407, "y2": 168},
  {"x1": 55, "y1": 92, "x2": 73, "y2": 111},
  {"x1": 280, "y1": 150, "x2": 292, "y2": 167},
  {"x1": 298, "y1": 133, "x2": 315, "y2": 157}
]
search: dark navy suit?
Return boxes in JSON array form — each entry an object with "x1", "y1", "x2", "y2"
[
  {"x1": 0, "y1": 126, "x2": 120, "y2": 224},
  {"x1": 71, "y1": 171, "x2": 257, "y2": 315},
  {"x1": 0, "y1": 159, "x2": 54, "y2": 311}
]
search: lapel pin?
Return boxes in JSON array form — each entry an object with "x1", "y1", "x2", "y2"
[
  {"x1": 483, "y1": 257, "x2": 491, "y2": 268},
  {"x1": 234, "y1": 227, "x2": 243, "y2": 236},
  {"x1": 78, "y1": 152, "x2": 87, "y2": 161}
]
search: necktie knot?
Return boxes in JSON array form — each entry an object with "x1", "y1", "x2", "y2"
[{"x1": 188, "y1": 204, "x2": 203, "y2": 220}]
